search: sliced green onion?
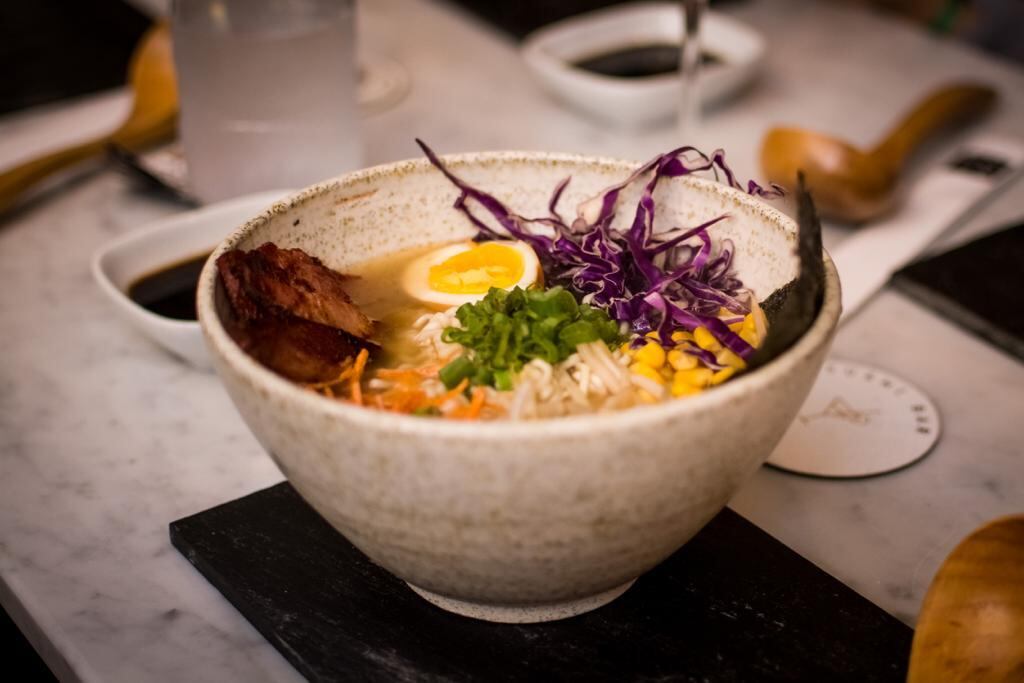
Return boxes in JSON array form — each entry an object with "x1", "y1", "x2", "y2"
[
  {"x1": 558, "y1": 320, "x2": 600, "y2": 349},
  {"x1": 440, "y1": 286, "x2": 620, "y2": 391},
  {"x1": 439, "y1": 355, "x2": 474, "y2": 389},
  {"x1": 527, "y1": 287, "x2": 578, "y2": 318},
  {"x1": 493, "y1": 368, "x2": 514, "y2": 391}
]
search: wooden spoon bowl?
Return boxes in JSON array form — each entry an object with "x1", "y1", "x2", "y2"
[
  {"x1": 760, "y1": 83, "x2": 996, "y2": 224},
  {"x1": 908, "y1": 514, "x2": 1024, "y2": 683},
  {"x1": 0, "y1": 21, "x2": 177, "y2": 215}
]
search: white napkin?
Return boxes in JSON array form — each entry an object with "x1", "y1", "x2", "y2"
[
  {"x1": 0, "y1": 89, "x2": 131, "y2": 173},
  {"x1": 831, "y1": 134, "x2": 1024, "y2": 323}
]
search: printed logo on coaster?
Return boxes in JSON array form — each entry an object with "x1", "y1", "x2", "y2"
[{"x1": 767, "y1": 359, "x2": 941, "y2": 478}]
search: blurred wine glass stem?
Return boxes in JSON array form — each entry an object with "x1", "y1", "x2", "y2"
[{"x1": 679, "y1": 0, "x2": 707, "y2": 140}]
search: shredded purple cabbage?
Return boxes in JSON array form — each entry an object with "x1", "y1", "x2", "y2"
[{"x1": 416, "y1": 140, "x2": 783, "y2": 359}]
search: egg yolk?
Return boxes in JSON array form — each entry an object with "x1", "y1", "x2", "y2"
[{"x1": 428, "y1": 242, "x2": 526, "y2": 294}]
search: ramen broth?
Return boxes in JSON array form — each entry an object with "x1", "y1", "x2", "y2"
[{"x1": 343, "y1": 242, "x2": 446, "y2": 369}]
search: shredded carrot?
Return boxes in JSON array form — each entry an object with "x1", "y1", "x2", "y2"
[
  {"x1": 377, "y1": 386, "x2": 411, "y2": 411},
  {"x1": 304, "y1": 356, "x2": 357, "y2": 389},
  {"x1": 482, "y1": 403, "x2": 505, "y2": 419},
  {"x1": 379, "y1": 365, "x2": 433, "y2": 378},
  {"x1": 375, "y1": 354, "x2": 453, "y2": 384},
  {"x1": 426, "y1": 378, "x2": 469, "y2": 409},
  {"x1": 446, "y1": 387, "x2": 488, "y2": 420},
  {"x1": 316, "y1": 350, "x2": 502, "y2": 419},
  {"x1": 464, "y1": 387, "x2": 486, "y2": 419},
  {"x1": 349, "y1": 348, "x2": 369, "y2": 405},
  {"x1": 375, "y1": 368, "x2": 430, "y2": 385},
  {"x1": 382, "y1": 385, "x2": 435, "y2": 414},
  {"x1": 400, "y1": 390, "x2": 429, "y2": 412}
]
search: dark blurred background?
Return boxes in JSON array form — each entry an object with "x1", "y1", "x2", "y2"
[{"x1": 0, "y1": 0, "x2": 150, "y2": 114}]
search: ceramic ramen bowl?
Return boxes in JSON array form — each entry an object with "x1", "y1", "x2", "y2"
[{"x1": 197, "y1": 151, "x2": 842, "y2": 623}]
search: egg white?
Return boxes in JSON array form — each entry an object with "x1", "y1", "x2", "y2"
[{"x1": 402, "y1": 240, "x2": 542, "y2": 309}]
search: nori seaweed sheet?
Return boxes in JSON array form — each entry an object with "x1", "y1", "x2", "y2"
[
  {"x1": 748, "y1": 175, "x2": 825, "y2": 371},
  {"x1": 758, "y1": 280, "x2": 796, "y2": 323}
]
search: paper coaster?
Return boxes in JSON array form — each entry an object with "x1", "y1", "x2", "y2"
[{"x1": 767, "y1": 359, "x2": 941, "y2": 478}]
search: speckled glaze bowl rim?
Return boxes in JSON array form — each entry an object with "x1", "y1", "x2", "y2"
[{"x1": 197, "y1": 150, "x2": 841, "y2": 440}]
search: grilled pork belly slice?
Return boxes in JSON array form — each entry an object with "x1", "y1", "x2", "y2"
[
  {"x1": 216, "y1": 244, "x2": 376, "y2": 383},
  {"x1": 218, "y1": 243, "x2": 374, "y2": 339}
]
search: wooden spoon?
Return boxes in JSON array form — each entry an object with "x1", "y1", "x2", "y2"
[
  {"x1": 908, "y1": 514, "x2": 1024, "y2": 683},
  {"x1": 760, "y1": 83, "x2": 996, "y2": 223},
  {"x1": 0, "y1": 21, "x2": 177, "y2": 215}
]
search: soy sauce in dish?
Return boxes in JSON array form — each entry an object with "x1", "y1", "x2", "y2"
[
  {"x1": 127, "y1": 251, "x2": 211, "y2": 321},
  {"x1": 572, "y1": 44, "x2": 721, "y2": 79}
]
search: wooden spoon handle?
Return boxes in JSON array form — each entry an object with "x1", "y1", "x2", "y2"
[
  {"x1": 0, "y1": 116, "x2": 175, "y2": 216},
  {"x1": 0, "y1": 137, "x2": 111, "y2": 215},
  {"x1": 873, "y1": 83, "x2": 997, "y2": 169}
]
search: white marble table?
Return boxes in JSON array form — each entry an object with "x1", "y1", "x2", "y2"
[{"x1": 2, "y1": 0, "x2": 1022, "y2": 680}]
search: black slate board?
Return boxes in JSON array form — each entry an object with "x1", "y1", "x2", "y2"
[
  {"x1": 892, "y1": 219, "x2": 1024, "y2": 363},
  {"x1": 170, "y1": 483, "x2": 912, "y2": 682}
]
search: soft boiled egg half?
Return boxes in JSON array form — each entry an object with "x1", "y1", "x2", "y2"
[{"x1": 402, "y1": 240, "x2": 542, "y2": 309}]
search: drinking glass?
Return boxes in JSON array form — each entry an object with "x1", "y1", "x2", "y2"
[{"x1": 171, "y1": 0, "x2": 361, "y2": 203}]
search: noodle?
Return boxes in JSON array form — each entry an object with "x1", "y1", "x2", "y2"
[{"x1": 408, "y1": 308, "x2": 644, "y2": 419}]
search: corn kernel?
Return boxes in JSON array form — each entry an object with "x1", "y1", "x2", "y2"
[
  {"x1": 671, "y1": 330, "x2": 693, "y2": 343},
  {"x1": 619, "y1": 342, "x2": 634, "y2": 356},
  {"x1": 693, "y1": 326, "x2": 721, "y2": 352},
  {"x1": 742, "y1": 314, "x2": 756, "y2": 332},
  {"x1": 675, "y1": 367, "x2": 713, "y2": 387},
  {"x1": 716, "y1": 348, "x2": 747, "y2": 370},
  {"x1": 728, "y1": 320, "x2": 744, "y2": 332},
  {"x1": 645, "y1": 331, "x2": 661, "y2": 340},
  {"x1": 634, "y1": 341, "x2": 666, "y2": 369},
  {"x1": 711, "y1": 367, "x2": 736, "y2": 385},
  {"x1": 667, "y1": 349, "x2": 698, "y2": 371},
  {"x1": 671, "y1": 381, "x2": 702, "y2": 397},
  {"x1": 630, "y1": 362, "x2": 666, "y2": 385},
  {"x1": 739, "y1": 328, "x2": 759, "y2": 347}
]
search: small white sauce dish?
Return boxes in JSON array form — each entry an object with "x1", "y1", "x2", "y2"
[
  {"x1": 91, "y1": 190, "x2": 290, "y2": 369},
  {"x1": 521, "y1": 2, "x2": 765, "y2": 127}
]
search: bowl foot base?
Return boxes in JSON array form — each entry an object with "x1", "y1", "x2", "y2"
[{"x1": 405, "y1": 579, "x2": 636, "y2": 623}]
